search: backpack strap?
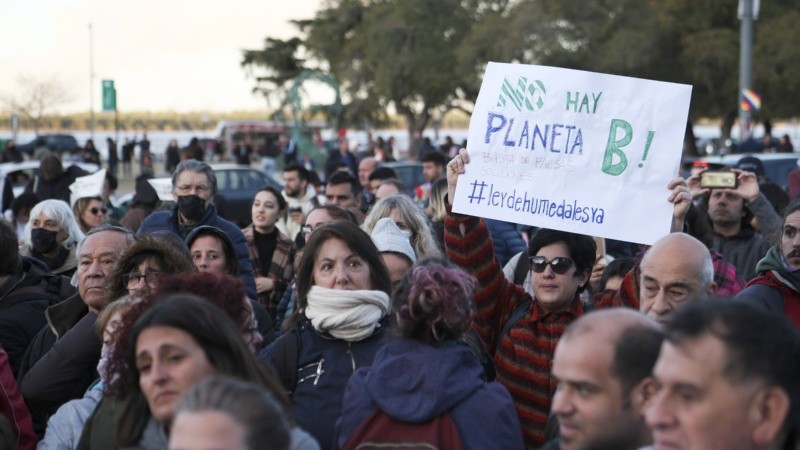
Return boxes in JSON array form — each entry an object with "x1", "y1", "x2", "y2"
[
  {"x1": 498, "y1": 295, "x2": 594, "y2": 356},
  {"x1": 274, "y1": 328, "x2": 300, "y2": 397},
  {"x1": 736, "y1": 283, "x2": 785, "y2": 315},
  {"x1": 512, "y1": 253, "x2": 529, "y2": 286},
  {"x1": 497, "y1": 297, "x2": 531, "y2": 355},
  {"x1": 0, "y1": 271, "x2": 24, "y2": 304}
]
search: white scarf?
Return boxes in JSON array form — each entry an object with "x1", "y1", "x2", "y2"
[{"x1": 304, "y1": 286, "x2": 390, "y2": 342}]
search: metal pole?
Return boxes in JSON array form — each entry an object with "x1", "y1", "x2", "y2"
[
  {"x1": 89, "y1": 23, "x2": 95, "y2": 141},
  {"x1": 115, "y1": 108, "x2": 119, "y2": 153},
  {"x1": 739, "y1": 0, "x2": 753, "y2": 141}
]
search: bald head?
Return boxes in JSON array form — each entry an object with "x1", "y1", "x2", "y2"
[
  {"x1": 643, "y1": 232, "x2": 714, "y2": 293},
  {"x1": 560, "y1": 308, "x2": 664, "y2": 392},
  {"x1": 639, "y1": 233, "x2": 716, "y2": 325},
  {"x1": 358, "y1": 157, "x2": 378, "y2": 188},
  {"x1": 565, "y1": 308, "x2": 655, "y2": 338}
]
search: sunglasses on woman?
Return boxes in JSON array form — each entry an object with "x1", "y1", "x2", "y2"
[
  {"x1": 529, "y1": 256, "x2": 574, "y2": 274},
  {"x1": 89, "y1": 207, "x2": 108, "y2": 216}
]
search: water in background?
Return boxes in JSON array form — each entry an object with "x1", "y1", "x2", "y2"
[
  {"x1": 5, "y1": 123, "x2": 799, "y2": 160},
  {"x1": 0, "y1": 128, "x2": 472, "y2": 161}
]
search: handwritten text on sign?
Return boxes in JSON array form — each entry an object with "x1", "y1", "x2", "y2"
[{"x1": 452, "y1": 63, "x2": 692, "y2": 245}]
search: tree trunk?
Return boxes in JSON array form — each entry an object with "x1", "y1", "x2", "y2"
[
  {"x1": 720, "y1": 109, "x2": 737, "y2": 152},
  {"x1": 403, "y1": 109, "x2": 431, "y2": 160},
  {"x1": 684, "y1": 120, "x2": 699, "y2": 156}
]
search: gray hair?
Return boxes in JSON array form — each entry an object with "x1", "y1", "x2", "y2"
[
  {"x1": 171, "y1": 159, "x2": 217, "y2": 197},
  {"x1": 24, "y1": 199, "x2": 85, "y2": 250},
  {"x1": 74, "y1": 224, "x2": 135, "y2": 260},
  {"x1": 699, "y1": 252, "x2": 714, "y2": 293},
  {"x1": 173, "y1": 376, "x2": 291, "y2": 450},
  {"x1": 362, "y1": 194, "x2": 442, "y2": 259}
]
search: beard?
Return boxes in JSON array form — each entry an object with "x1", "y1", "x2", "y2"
[{"x1": 285, "y1": 185, "x2": 301, "y2": 197}]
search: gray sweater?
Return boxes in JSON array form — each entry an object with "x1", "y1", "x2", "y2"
[{"x1": 711, "y1": 193, "x2": 780, "y2": 281}]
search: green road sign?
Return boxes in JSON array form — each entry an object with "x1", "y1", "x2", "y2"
[{"x1": 102, "y1": 80, "x2": 116, "y2": 112}]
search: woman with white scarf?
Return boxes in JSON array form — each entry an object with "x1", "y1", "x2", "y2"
[{"x1": 258, "y1": 220, "x2": 392, "y2": 450}]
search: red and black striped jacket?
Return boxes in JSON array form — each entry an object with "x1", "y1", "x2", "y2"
[{"x1": 444, "y1": 210, "x2": 635, "y2": 448}]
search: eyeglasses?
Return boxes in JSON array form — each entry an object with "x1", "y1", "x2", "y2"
[
  {"x1": 175, "y1": 184, "x2": 210, "y2": 195},
  {"x1": 529, "y1": 256, "x2": 574, "y2": 275},
  {"x1": 89, "y1": 207, "x2": 108, "y2": 216},
  {"x1": 122, "y1": 271, "x2": 163, "y2": 288}
]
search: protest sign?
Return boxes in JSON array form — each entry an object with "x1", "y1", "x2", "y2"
[
  {"x1": 69, "y1": 169, "x2": 106, "y2": 206},
  {"x1": 452, "y1": 62, "x2": 692, "y2": 245},
  {"x1": 147, "y1": 178, "x2": 175, "y2": 202}
]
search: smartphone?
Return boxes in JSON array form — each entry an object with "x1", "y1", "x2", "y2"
[{"x1": 700, "y1": 171, "x2": 738, "y2": 189}]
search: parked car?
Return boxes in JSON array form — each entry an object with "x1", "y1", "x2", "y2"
[
  {"x1": 696, "y1": 153, "x2": 800, "y2": 190},
  {"x1": 383, "y1": 161, "x2": 425, "y2": 190},
  {"x1": 210, "y1": 163, "x2": 283, "y2": 227},
  {"x1": 16, "y1": 134, "x2": 80, "y2": 157}
]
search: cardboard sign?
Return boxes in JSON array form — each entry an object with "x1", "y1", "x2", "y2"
[
  {"x1": 147, "y1": 178, "x2": 175, "y2": 202},
  {"x1": 69, "y1": 169, "x2": 106, "y2": 206},
  {"x1": 452, "y1": 62, "x2": 692, "y2": 245}
]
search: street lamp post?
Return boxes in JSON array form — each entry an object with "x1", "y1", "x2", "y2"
[
  {"x1": 89, "y1": 22, "x2": 95, "y2": 141},
  {"x1": 738, "y1": 0, "x2": 757, "y2": 141}
]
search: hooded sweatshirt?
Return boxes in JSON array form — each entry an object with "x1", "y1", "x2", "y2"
[
  {"x1": 333, "y1": 338, "x2": 524, "y2": 450},
  {"x1": 738, "y1": 247, "x2": 800, "y2": 330}
]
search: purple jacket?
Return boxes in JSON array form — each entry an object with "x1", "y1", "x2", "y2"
[{"x1": 333, "y1": 338, "x2": 524, "y2": 450}]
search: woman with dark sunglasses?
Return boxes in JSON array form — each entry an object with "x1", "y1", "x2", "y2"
[
  {"x1": 442, "y1": 149, "x2": 629, "y2": 448},
  {"x1": 73, "y1": 196, "x2": 107, "y2": 234}
]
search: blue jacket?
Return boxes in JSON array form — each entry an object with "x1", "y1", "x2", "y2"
[
  {"x1": 485, "y1": 219, "x2": 527, "y2": 267},
  {"x1": 138, "y1": 204, "x2": 256, "y2": 296},
  {"x1": 333, "y1": 338, "x2": 524, "y2": 450},
  {"x1": 259, "y1": 316, "x2": 387, "y2": 450}
]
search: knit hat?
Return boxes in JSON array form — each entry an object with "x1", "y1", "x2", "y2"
[
  {"x1": 736, "y1": 156, "x2": 765, "y2": 177},
  {"x1": 370, "y1": 217, "x2": 416, "y2": 264}
]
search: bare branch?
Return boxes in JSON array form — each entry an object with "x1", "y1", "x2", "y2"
[{"x1": 3, "y1": 74, "x2": 73, "y2": 133}]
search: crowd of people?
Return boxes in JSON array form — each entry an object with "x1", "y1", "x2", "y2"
[{"x1": 0, "y1": 133, "x2": 797, "y2": 450}]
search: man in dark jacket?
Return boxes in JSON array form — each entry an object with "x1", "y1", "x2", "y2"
[
  {"x1": 0, "y1": 221, "x2": 75, "y2": 377},
  {"x1": 24, "y1": 155, "x2": 89, "y2": 203},
  {"x1": 138, "y1": 159, "x2": 257, "y2": 295},
  {"x1": 737, "y1": 201, "x2": 800, "y2": 331},
  {"x1": 18, "y1": 224, "x2": 134, "y2": 437}
]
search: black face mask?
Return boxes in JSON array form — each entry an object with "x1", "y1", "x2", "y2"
[
  {"x1": 177, "y1": 195, "x2": 208, "y2": 222},
  {"x1": 31, "y1": 228, "x2": 60, "y2": 254}
]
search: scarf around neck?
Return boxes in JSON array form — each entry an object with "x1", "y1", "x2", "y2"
[
  {"x1": 753, "y1": 246, "x2": 800, "y2": 292},
  {"x1": 304, "y1": 285, "x2": 390, "y2": 342}
]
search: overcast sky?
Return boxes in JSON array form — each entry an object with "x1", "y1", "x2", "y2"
[{"x1": 0, "y1": 0, "x2": 322, "y2": 113}]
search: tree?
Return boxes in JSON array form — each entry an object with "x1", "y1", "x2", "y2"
[
  {"x1": 244, "y1": 0, "x2": 800, "y2": 156},
  {"x1": 490, "y1": 0, "x2": 800, "y2": 151},
  {"x1": 241, "y1": 37, "x2": 306, "y2": 113},
  {"x1": 242, "y1": 0, "x2": 504, "y2": 154},
  {"x1": 1, "y1": 74, "x2": 72, "y2": 134},
  {"x1": 753, "y1": 10, "x2": 800, "y2": 122}
]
